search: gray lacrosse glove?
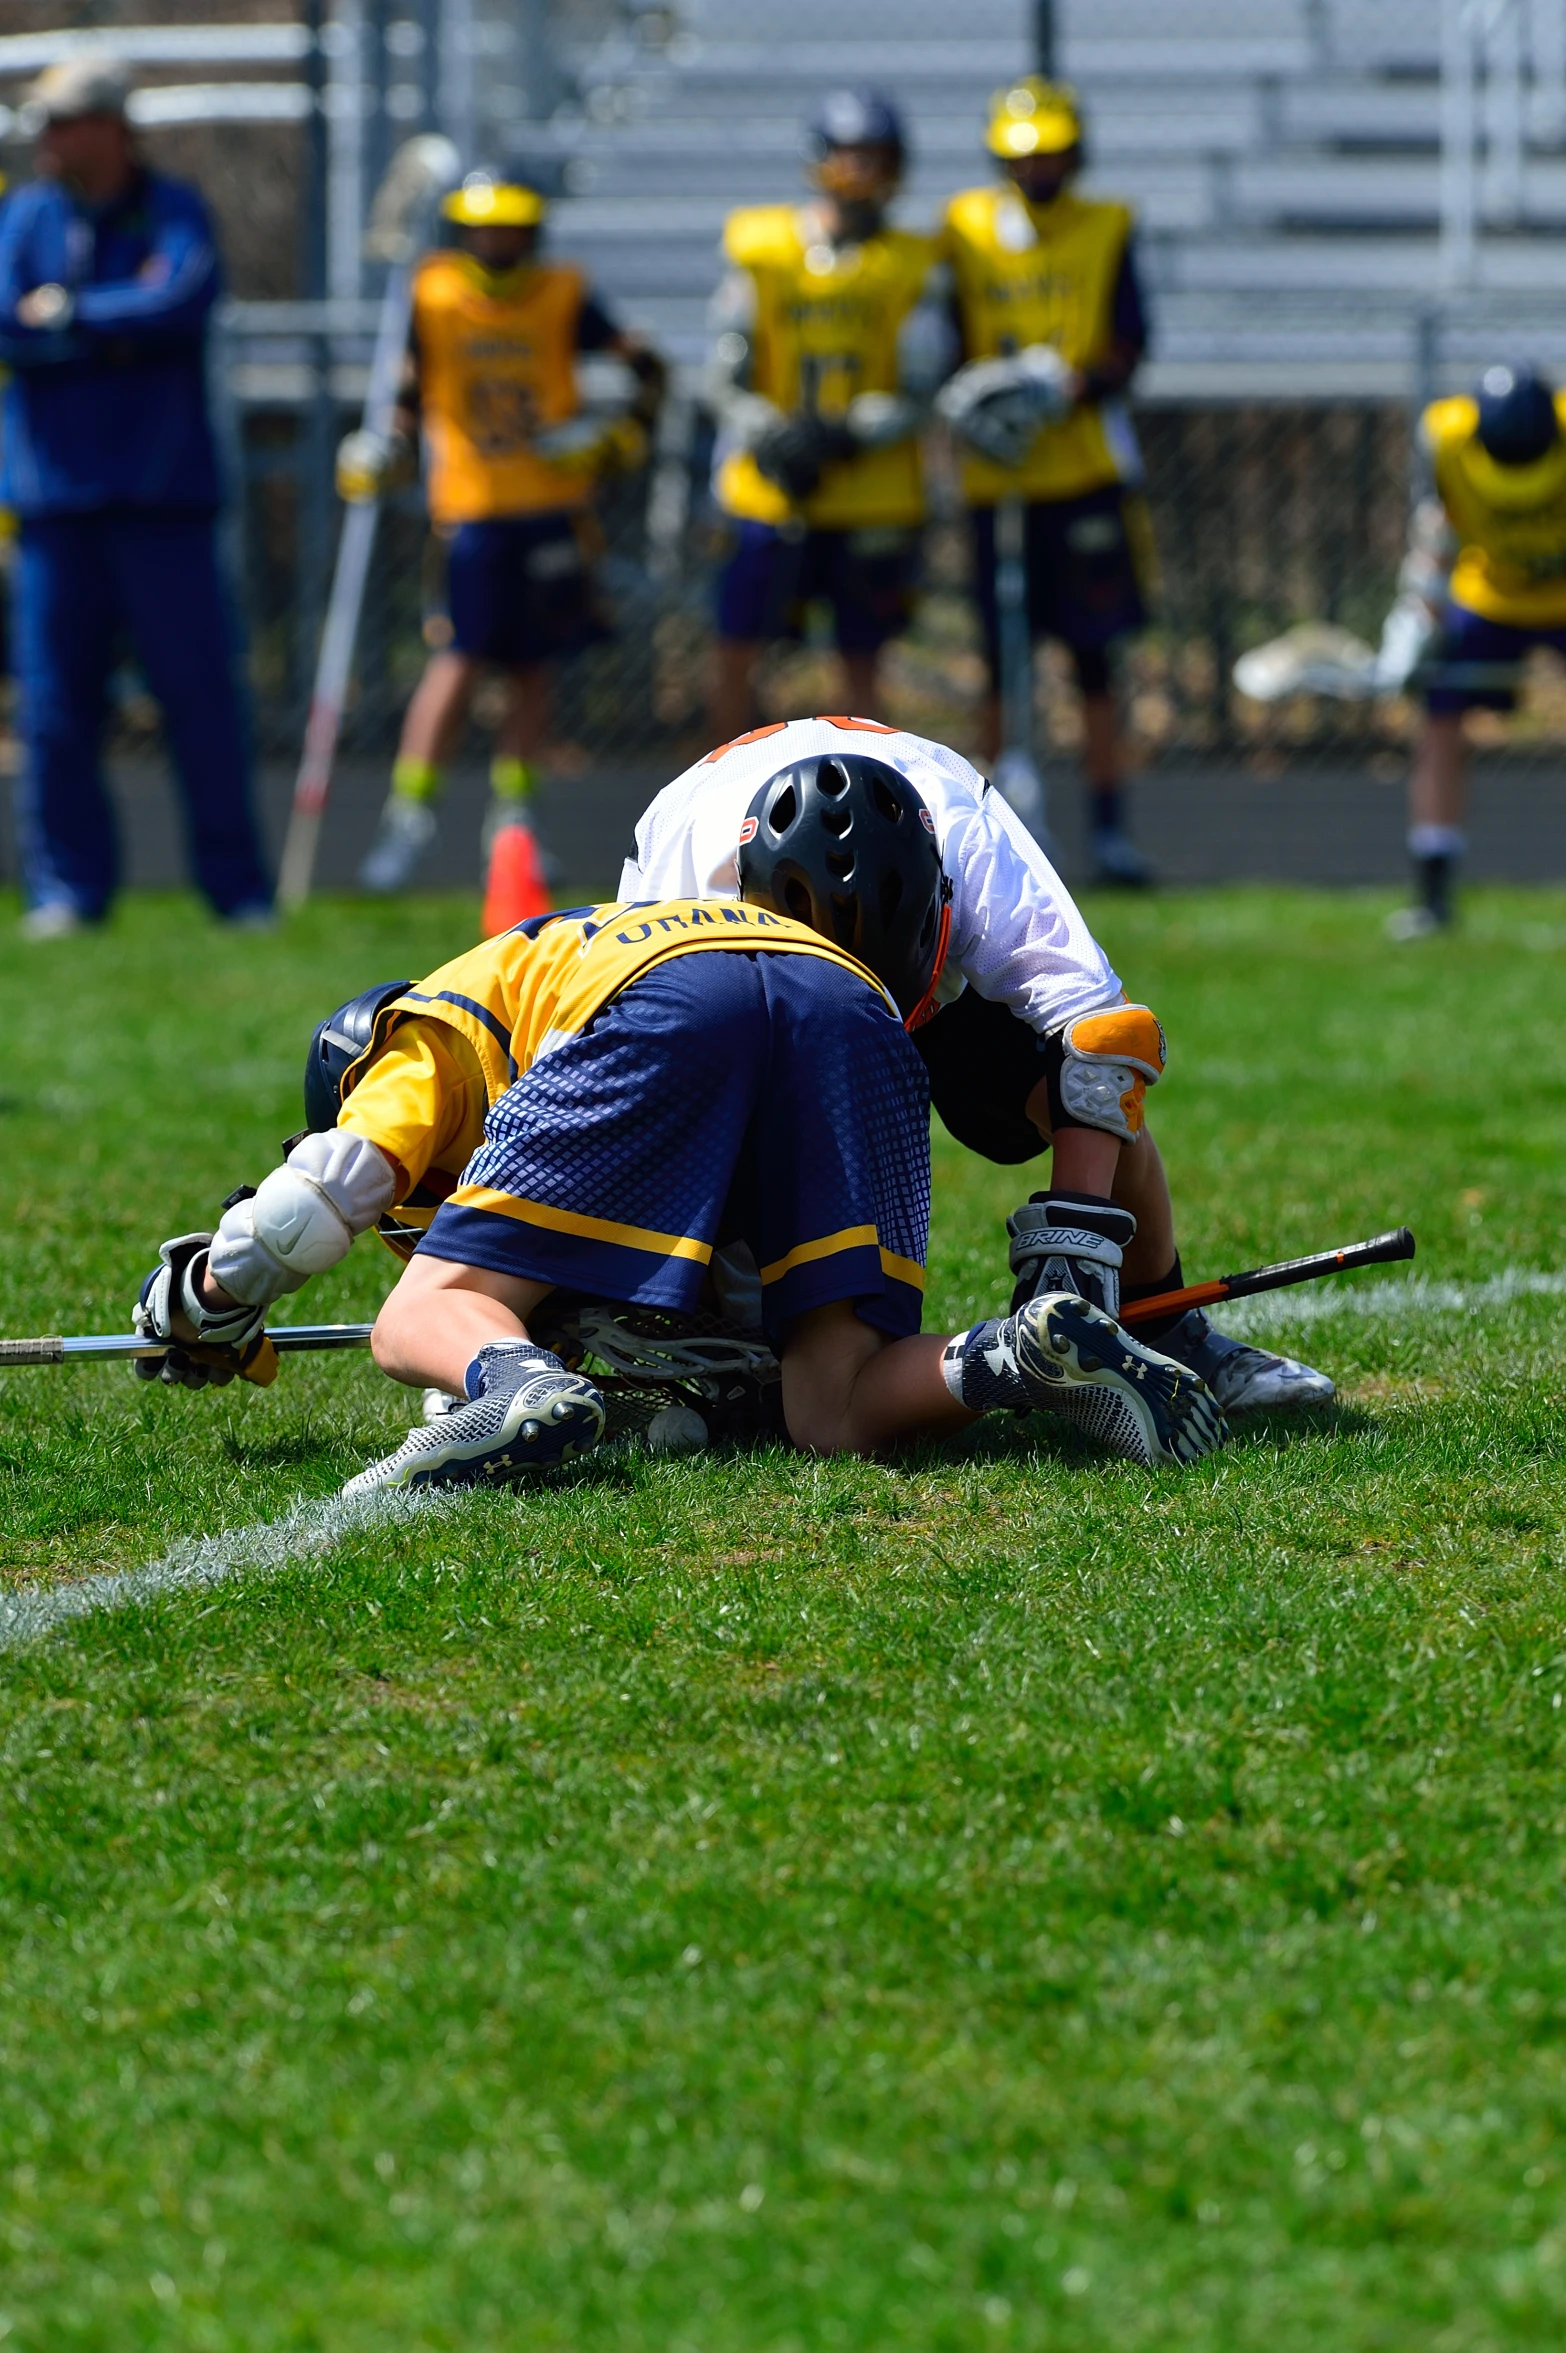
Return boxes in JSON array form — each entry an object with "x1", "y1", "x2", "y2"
[
  {"x1": 936, "y1": 345, "x2": 1076, "y2": 469},
  {"x1": 1007, "y1": 1193, "x2": 1137, "y2": 1320},
  {"x1": 133, "y1": 1232, "x2": 268, "y2": 1390}
]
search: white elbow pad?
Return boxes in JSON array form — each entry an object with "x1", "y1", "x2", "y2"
[{"x1": 208, "y1": 1130, "x2": 396, "y2": 1303}]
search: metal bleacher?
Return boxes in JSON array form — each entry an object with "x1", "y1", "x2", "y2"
[{"x1": 536, "y1": 0, "x2": 1566, "y2": 402}]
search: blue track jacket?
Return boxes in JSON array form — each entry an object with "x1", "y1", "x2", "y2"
[{"x1": 0, "y1": 169, "x2": 223, "y2": 515}]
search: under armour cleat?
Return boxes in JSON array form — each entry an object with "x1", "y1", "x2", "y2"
[
  {"x1": 1155, "y1": 1308, "x2": 1335, "y2": 1414},
  {"x1": 360, "y1": 795, "x2": 438, "y2": 894},
  {"x1": 1091, "y1": 828, "x2": 1154, "y2": 889},
  {"x1": 342, "y1": 1344, "x2": 605, "y2": 1496},
  {"x1": 1009, "y1": 1292, "x2": 1227, "y2": 1467}
]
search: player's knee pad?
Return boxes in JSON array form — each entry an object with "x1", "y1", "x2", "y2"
[{"x1": 1043, "y1": 1003, "x2": 1166, "y2": 1144}]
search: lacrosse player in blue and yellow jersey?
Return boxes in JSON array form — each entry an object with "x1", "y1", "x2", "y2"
[
  {"x1": 132, "y1": 756, "x2": 1227, "y2": 1488},
  {"x1": 705, "y1": 89, "x2": 954, "y2": 740}
]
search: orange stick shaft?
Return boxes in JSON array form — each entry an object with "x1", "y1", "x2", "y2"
[{"x1": 1120, "y1": 1279, "x2": 1231, "y2": 1327}]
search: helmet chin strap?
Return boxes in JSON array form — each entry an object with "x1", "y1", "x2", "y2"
[{"x1": 903, "y1": 878, "x2": 954, "y2": 1033}]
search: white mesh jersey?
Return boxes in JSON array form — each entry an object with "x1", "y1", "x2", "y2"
[{"x1": 618, "y1": 718, "x2": 1121, "y2": 1037}]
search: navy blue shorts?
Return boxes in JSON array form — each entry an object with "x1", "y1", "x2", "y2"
[
  {"x1": 715, "y1": 519, "x2": 921, "y2": 654},
  {"x1": 443, "y1": 513, "x2": 610, "y2": 666},
  {"x1": 971, "y1": 484, "x2": 1151, "y2": 683},
  {"x1": 1423, "y1": 599, "x2": 1566, "y2": 714},
  {"x1": 420, "y1": 948, "x2": 931, "y2": 1343}
]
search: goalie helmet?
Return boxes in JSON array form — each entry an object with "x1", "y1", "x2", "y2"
[
  {"x1": 303, "y1": 980, "x2": 411, "y2": 1133},
  {"x1": 1475, "y1": 363, "x2": 1559, "y2": 467},
  {"x1": 737, "y1": 753, "x2": 948, "y2": 1023}
]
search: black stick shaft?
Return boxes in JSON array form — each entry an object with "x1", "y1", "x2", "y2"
[{"x1": 1218, "y1": 1227, "x2": 1416, "y2": 1300}]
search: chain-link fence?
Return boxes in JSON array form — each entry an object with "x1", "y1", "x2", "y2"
[{"x1": 7, "y1": 0, "x2": 1566, "y2": 873}]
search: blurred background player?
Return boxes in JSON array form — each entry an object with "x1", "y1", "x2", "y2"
[
  {"x1": 1383, "y1": 362, "x2": 1566, "y2": 940},
  {"x1": 703, "y1": 87, "x2": 953, "y2": 739},
  {"x1": 940, "y1": 78, "x2": 1155, "y2": 887},
  {"x1": 343, "y1": 172, "x2": 664, "y2": 896},
  {"x1": 0, "y1": 57, "x2": 271, "y2": 938}
]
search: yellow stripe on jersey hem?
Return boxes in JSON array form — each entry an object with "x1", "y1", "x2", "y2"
[
  {"x1": 759, "y1": 1228, "x2": 927, "y2": 1292},
  {"x1": 448, "y1": 1185, "x2": 714, "y2": 1264}
]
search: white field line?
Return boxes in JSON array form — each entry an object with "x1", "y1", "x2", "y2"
[
  {"x1": 0, "y1": 1487, "x2": 460, "y2": 1653},
  {"x1": 1223, "y1": 1266, "x2": 1566, "y2": 1333}
]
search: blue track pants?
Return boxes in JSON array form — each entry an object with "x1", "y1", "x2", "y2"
[{"x1": 11, "y1": 510, "x2": 272, "y2": 919}]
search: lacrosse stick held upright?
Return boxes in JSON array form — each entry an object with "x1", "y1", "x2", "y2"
[{"x1": 278, "y1": 136, "x2": 460, "y2": 910}]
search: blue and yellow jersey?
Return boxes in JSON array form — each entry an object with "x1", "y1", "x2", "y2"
[
  {"x1": 717, "y1": 204, "x2": 939, "y2": 530},
  {"x1": 337, "y1": 899, "x2": 890, "y2": 1257},
  {"x1": 411, "y1": 250, "x2": 592, "y2": 524},
  {"x1": 941, "y1": 185, "x2": 1137, "y2": 506},
  {"x1": 1424, "y1": 392, "x2": 1566, "y2": 628}
]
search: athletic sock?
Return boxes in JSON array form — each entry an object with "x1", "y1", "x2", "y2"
[
  {"x1": 490, "y1": 755, "x2": 537, "y2": 809},
  {"x1": 463, "y1": 1339, "x2": 566, "y2": 1400},
  {"x1": 1120, "y1": 1255, "x2": 1184, "y2": 1345},
  {"x1": 941, "y1": 1319, "x2": 1031, "y2": 1413},
  {"x1": 1089, "y1": 783, "x2": 1124, "y2": 838},
  {"x1": 1408, "y1": 822, "x2": 1464, "y2": 923},
  {"x1": 392, "y1": 755, "x2": 442, "y2": 805}
]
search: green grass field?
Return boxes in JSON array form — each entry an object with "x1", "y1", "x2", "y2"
[{"x1": 4, "y1": 886, "x2": 1566, "y2": 2349}]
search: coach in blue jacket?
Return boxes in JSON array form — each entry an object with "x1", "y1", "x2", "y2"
[{"x1": 0, "y1": 56, "x2": 272, "y2": 936}]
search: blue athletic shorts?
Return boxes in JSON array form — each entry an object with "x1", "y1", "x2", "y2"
[
  {"x1": 1423, "y1": 599, "x2": 1566, "y2": 714},
  {"x1": 715, "y1": 518, "x2": 921, "y2": 654},
  {"x1": 419, "y1": 948, "x2": 931, "y2": 1343},
  {"x1": 971, "y1": 484, "x2": 1152, "y2": 683},
  {"x1": 443, "y1": 513, "x2": 610, "y2": 666}
]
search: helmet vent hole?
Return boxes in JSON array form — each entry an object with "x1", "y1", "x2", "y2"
[
  {"x1": 826, "y1": 846, "x2": 854, "y2": 880},
  {"x1": 872, "y1": 775, "x2": 903, "y2": 821},
  {"x1": 821, "y1": 806, "x2": 851, "y2": 837},
  {"x1": 818, "y1": 760, "x2": 850, "y2": 798},
  {"x1": 830, "y1": 894, "x2": 858, "y2": 947},
  {"x1": 783, "y1": 878, "x2": 814, "y2": 924},
  {"x1": 769, "y1": 784, "x2": 798, "y2": 834}
]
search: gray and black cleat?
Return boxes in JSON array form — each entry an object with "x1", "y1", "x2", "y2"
[
  {"x1": 1009, "y1": 1292, "x2": 1228, "y2": 1467},
  {"x1": 342, "y1": 1342, "x2": 605, "y2": 1496},
  {"x1": 360, "y1": 795, "x2": 438, "y2": 894},
  {"x1": 1154, "y1": 1308, "x2": 1335, "y2": 1414}
]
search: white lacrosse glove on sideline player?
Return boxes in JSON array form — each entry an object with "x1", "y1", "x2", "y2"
[
  {"x1": 936, "y1": 344, "x2": 1077, "y2": 469},
  {"x1": 335, "y1": 425, "x2": 415, "y2": 504}
]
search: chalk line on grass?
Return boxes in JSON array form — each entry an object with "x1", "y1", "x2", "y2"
[
  {"x1": 0, "y1": 1486, "x2": 460, "y2": 1653},
  {"x1": 1225, "y1": 1266, "x2": 1566, "y2": 1333}
]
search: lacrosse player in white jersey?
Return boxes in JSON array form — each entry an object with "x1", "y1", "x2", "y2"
[{"x1": 621, "y1": 716, "x2": 1333, "y2": 1415}]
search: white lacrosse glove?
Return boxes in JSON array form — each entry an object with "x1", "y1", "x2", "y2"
[
  {"x1": 133, "y1": 1232, "x2": 268, "y2": 1390},
  {"x1": 936, "y1": 345, "x2": 1077, "y2": 468},
  {"x1": 335, "y1": 425, "x2": 415, "y2": 504}
]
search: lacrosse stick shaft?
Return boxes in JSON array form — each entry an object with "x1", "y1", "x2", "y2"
[
  {"x1": 1119, "y1": 1227, "x2": 1415, "y2": 1328},
  {"x1": 0, "y1": 1325, "x2": 376, "y2": 1367},
  {"x1": 277, "y1": 137, "x2": 457, "y2": 909}
]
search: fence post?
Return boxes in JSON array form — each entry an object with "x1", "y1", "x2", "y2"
[
  {"x1": 1441, "y1": 0, "x2": 1477, "y2": 288},
  {"x1": 1034, "y1": 0, "x2": 1055, "y2": 78}
]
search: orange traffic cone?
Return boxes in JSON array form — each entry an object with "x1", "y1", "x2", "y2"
[{"x1": 481, "y1": 818, "x2": 552, "y2": 937}]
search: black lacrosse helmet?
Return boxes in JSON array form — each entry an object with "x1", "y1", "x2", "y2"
[
  {"x1": 737, "y1": 752, "x2": 945, "y2": 1018},
  {"x1": 1475, "y1": 362, "x2": 1559, "y2": 467},
  {"x1": 303, "y1": 980, "x2": 410, "y2": 1132}
]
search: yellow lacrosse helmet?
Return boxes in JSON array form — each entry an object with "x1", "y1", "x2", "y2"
[
  {"x1": 441, "y1": 174, "x2": 546, "y2": 229},
  {"x1": 984, "y1": 76, "x2": 1083, "y2": 160}
]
